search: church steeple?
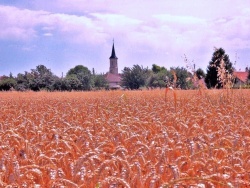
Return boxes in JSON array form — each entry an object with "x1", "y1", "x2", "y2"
[
  {"x1": 109, "y1": 40, "x2": 118, "y2": 74},
  {"x1": 109, "y1": 41, "x2": 118, "y2": 59}
]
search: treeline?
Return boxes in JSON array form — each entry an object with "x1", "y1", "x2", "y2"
[
  {"x1": 121, "y1": 48, "x2": 250, "y2": 90},
  {"x1": 1, "y1": 47, "x2": 249, "y2": 91},
  {"x1": 0, "y1": 65, "x2": 108, "y2": 91},
  {"x1": 0, "y1": 63, "x2": 206, "y2": 91},
  {"x1": 121, "y1": 64, "x2": 205, "y2": 90}
]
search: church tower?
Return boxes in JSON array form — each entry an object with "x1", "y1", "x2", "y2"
[{"x1": 109, "y1": 41, "x2": 118, "y2": 74}]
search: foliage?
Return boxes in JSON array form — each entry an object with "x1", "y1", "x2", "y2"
[
  {"x1": 93, "y1": 74, "x2": 109, "y2": 90},
  {"x1": 15, "y1": 73, "x2": 29, "y2": 91},
  {"x1": 121, "y1": 65, "x2": 149, "y2": 89},
  {"x1": 195, "y1": 68, "x2": 205, "y2": 79},
  {"x1": 205, "y1": 48, "x2": 234, "y2": 88},
  {"x1": 170, "y1": 67, "x2": 192, "y2": 89},
  {"x1": 147, "y1": 67, "x2": 171, "y2": 89},
  {"x1": 63, "y1": 75, "x2": 83, "y2": 91},
  {"x1": 66, "y1": 65, "x2": 93, "y2": 90},
  {"x1": 152, "y1": 64, "x2": 166, "y2": 73},
  {"x1": 1, "y1": 64, "x2": 108, "y2": 91},
  {"x1": 248, "y1": 68, "x2": 250, "y2": 81},
  {"x1": 51, "y1": 77, "x2": 65, "y2": 91},
  {"x1": 12, "y1": 64, "x2": 94, "y2": 91},
  {"x1": 0, "y1": 76, "x2": 17, "y2": 90},
  {"x1": 27, "y1": 65, "x2": 58, "y2": 91},
  {"x1": 147, "y1": 73, "x2": 166, "y2": 89}
]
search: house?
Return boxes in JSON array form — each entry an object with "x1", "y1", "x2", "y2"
[
  {"x1": 233, "y1": 70, "x2": 248, "y2": 87},
  {"x1": 105, "y1": 42, "x2": 122, "y2": 89}
]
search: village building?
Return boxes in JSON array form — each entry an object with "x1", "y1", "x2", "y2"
[
  {"x1": 233, "y1": 68, "x2": 249, "y2": 87},
  {"x1": 105, "y1": 42, "x2": 122, "y2": 89}
]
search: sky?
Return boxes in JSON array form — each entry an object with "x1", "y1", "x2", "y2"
[{"x1": 0, "y1": 0, "x2": 250, "y2": 77}]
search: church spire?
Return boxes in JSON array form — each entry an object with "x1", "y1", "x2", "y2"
[
  {"x1": 109, "y1": 40, "x2": 118, "y2": 74},
  {"x1": 109, "y1": 40, "x2": 118, "y2": 59}
]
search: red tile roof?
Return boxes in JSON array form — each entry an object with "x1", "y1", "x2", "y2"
[{"x1": 233, "y1": 71, "x2": 248, "y2": 83}]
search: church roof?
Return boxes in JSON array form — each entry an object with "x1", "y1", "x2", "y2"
[{"x1": 109, "y1": 42, "x2": 118, "y2": 59}]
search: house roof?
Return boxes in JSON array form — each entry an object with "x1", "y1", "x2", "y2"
[
  {"x1": 233, "y1": 71, "x2": 248, "y2": 83},
  {"x1": 106, "y1": 73, "x2": 121, "y2": 82},
  {"x1": 109, "y1": 42, "x2": 118, "y2": 59}
]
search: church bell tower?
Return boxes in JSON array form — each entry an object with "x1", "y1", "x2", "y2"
[{"x1": 109, "y1": 41, "x2": 118, "y2": 74}]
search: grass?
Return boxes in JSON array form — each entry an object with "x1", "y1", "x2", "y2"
[{"x1": 0, "y1": 89, "x2": 249, "y2": 187}]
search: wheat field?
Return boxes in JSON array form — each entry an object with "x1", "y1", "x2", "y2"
[{"x1": 0, "y1": 89, "x2": 250, "y2": 187}]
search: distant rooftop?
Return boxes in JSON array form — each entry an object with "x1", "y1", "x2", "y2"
[{"x1": 233, "y1": 71, "x2": 248, "y2": 83}]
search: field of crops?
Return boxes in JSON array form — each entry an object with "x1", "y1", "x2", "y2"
[{"x1": 0, "y1": 89, "x2": 250, "y2": 187}]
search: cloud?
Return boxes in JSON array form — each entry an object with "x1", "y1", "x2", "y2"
[
  {"x1": 0, "y1": 1, "x2": 249, "y2": 76},
  {"x1": 153, "y1": 14, "x2": 204, "y2": 25},
  {"x1": 0, "y1": 6, "x2": 38, "y2": 40},
  {"x1": 92, "y1": 13, "x2": 142, "y2": 28},
  {"x1": 91, "y1": 13, "x2": 142, "y2": 42},
  {"x1": 43, "y1": 33, "x2": 53, "y2": 37},
  {"x1": 207, "y1": 11, "x2": 250, "y2": 51},
  {"x1": 1, "y1": 2, "x2": 249, "y2": 52},
  {"x1": 0, "y1": 5, "x2": 108, "y2": 44}
]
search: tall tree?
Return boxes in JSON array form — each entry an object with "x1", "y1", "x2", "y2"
[
  {"x1": 121, "y1": 65, "x2": 149, "y2": 90},
  {"x1": 205, "y1": 48, "x2": 234, "y2": 88},
  {"x1": 66, "y1": 65, "x2": 93, "y2": 90}
]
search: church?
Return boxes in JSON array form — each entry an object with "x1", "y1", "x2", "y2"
[{"x1": 105, "y1": 42, "x2": 122, "y2": 89}]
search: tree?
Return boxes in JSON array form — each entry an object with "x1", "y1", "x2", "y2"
[
  {"x1": 93, "y1": 74, "x2": 108, "y2": 90},
  {"x1": 52, "y1": 77, "x2": 65, "y2": 91},
  {"x1": 66, "y1": 65, "x2": 93, "y2": 90},
  {"x1": 171, "y1": 67, "x2": 192, "y2": 89},
  {"x1": 205, "y1": 48, "x2": 234, "y2": 88},
  {"x1": 15, "y1": 73, "x2": 29, "y2": 91},
  {"x1": 63, "y1": 75, "x2": 83, "y2": 91},
  {"x1": 0, "y1": 76, "x2": 17, "y2": 91},
  {"x1": 195, "y1": 68, "x2": 205, "y2": 79},
  {"x1": 147, "y1": 68, "x2": 171, "y2": 89},
  {"x1": 121, "y1": 65, "x2": 149, "y2": 89},
  {"x1": 152, "y1": 64, "x2": 166, "y2": 73},
  {"x1": 248, "y1": 68, "x2": 250, "y2": 80},
  {"x1": 14, "y1": 65, "x2": 59, "y2": 91},
  {"x1": 29, "y1": 65, "x2": 58, "y2": 91}
]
